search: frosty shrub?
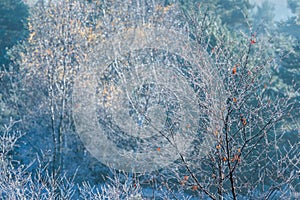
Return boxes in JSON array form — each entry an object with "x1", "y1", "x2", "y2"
[
  {"x1": 0, "y1": 123, "x2": 32, "y2": 200},
  {"x1": 159, "y1": 3, "x2": 300, "y2": 200},
  {"x1": 9, "y1": 0, "x2": 100, "y2": 181},
  {"x1": 0, "y1": 120, "x2": 77, "y2": 199},
  {"x1": 79, "y1": 170, "x2": 143, "y2": 200},
  {"x1": 0, "y1": 123, "x2": 142, "y2": 199},
  {"x1": 4, "y1": 0, "x2": 300, "y2": 199}
]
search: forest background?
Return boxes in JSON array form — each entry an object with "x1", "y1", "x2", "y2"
[{"x1": 0, "y1": 0, "x2": 299, "y2": 199}]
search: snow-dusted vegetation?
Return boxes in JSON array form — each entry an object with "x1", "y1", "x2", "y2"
[{"x1": 1, "y1": 0, "x2": 299, "y2": 199}]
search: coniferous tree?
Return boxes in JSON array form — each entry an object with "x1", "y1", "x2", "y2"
[{"x1": 0, "y1": 0, "x2": 28, "y2": 68}]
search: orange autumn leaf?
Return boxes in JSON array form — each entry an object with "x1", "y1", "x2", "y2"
[
  {"x1": 232, "y1": 66, "x2": 237, "y2": 74},
  {"x1": 231, "y1": 154, "x2": 241, "y2": 162},
  {"x1": 233, "y1": 97, "x2": 237, "y2": 103},
  {"x1": 192, "y1": 185, "x2": 198, "y2": 191},
  {"x1": 240, "y1": 116, "x2": 247, "y2": 125},
  {"x1": 242, "y1": 118, "x2": 247, "y2": 125},
  {"x1": 183, "y1": 175, "x2": 189, "y2": 181},
  {"x1": 156, "y1": 147, "x2": 161, "y2": 152},
  {"x1": 232, "y1": 64, "x2": 240, "y2": 74},
  {"x1": 250, "y1": 39, "x2": 256, "y2": 44},
  {"x1": 180, "y1": 175, "x2": 189, "y2": 186}
]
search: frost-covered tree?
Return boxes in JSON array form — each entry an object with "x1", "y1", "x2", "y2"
[
  {"x1": 9, "y1": 0, "x2": 100, "y2": 188},
  {"x1": 138, "y1": 4, "x2": 298, "y2": 199},
  {"x1": 72, "y1": 1, "x2": 299, "y2": 199}
]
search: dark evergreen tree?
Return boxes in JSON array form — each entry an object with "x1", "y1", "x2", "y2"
[
  {"x1": 251, "y1": 0, "x2": 276, "y2": 32},
  {"x1": 0, "y1": 0, "x2": 28, "y2": 68},
  {"x1": 274, "y1": 0, "x2": 300, "y2": 111},
  {"x1": 180, "y1": 0, "x2": 254, "y2": 31},
  {"x1": 0, "y1": 0, "x2": 28, "y2": 124}
]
